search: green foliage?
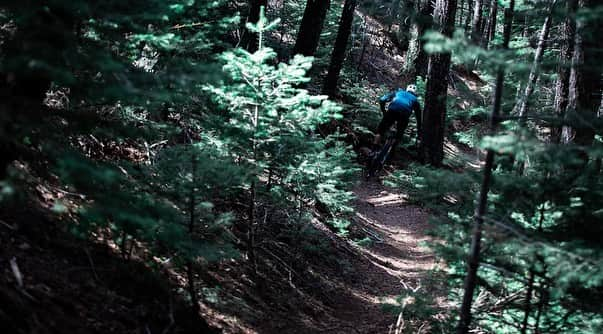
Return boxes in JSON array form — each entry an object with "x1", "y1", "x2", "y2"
[
  {"x1": 406, "y1": 3, "x2": 603, "y2": 330},
  {"x1": 1, "y1": 0, "x2": 358, "y2": 292},
  {"x1": 453, "y1": 128, "x2": 480, "y2": 148},
  {"x1": 0, "y1": 0, "x2": 245, "y2": 285},
  {"x1": 205, "y1": 12, "x2": 356, "y2": 232},
  {"x1": 381, "y1": 271, "x2": 453, "y2": 332},
  {"x1": 339, "y1": 80, "x2": 384, "y2": 136},
  {"x1": 3, "y1": 0, "x2": 602, "y2": 332},
  {"x1": 389, "y1": 142, "x2": 603, "y2": 331}
]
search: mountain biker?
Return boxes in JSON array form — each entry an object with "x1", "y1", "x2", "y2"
[{"x1": 373, "y1": 84, "x2": 422, "y2": 152}]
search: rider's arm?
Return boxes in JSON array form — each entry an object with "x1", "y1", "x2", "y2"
[{"x1": 378, "y1": 92, "x2": 394, "y2": 114}]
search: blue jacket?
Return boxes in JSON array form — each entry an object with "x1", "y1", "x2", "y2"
[
  {"x1": 379, "y1": 89, "x2": 420, "y2": 114},
  {"x1": 379, "y1": 89, "x2": 422, "y2": 134}
]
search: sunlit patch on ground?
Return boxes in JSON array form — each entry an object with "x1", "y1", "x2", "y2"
[
  {"x1": 444, "y1": 139, "x2": 484, "y2": 170},
  {"x1": 365, "y1": 191, "x2": 408, "y2": 207}
]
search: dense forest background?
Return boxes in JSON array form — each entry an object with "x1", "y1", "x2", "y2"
[{"x1": 0, "y1": 0, "x2": 601, "y2": 333}]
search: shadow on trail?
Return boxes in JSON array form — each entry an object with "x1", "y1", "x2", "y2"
[
  {"x1": 252, "y1": 178, "x2": 441, "y2": 334},
  {"x1": 270, "y1": 179, "x2": 441, "y2": 333}
]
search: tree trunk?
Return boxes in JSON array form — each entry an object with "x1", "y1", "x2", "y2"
[
  {"x1": 0, "y1": 12, "x2": 54, "y2": 178},
  {"x1": 357, "y1": 24, "x2": 370, "y2": 69},
  {"x1": 458, "y1": 0, "x2": 465, "y2": 26},
  {"x1": 456, "y1": 2, "x2": 514, "y2": 333},
  {"x1": 521, "y1": 205, "x2": 546, "y2": 334},
  {"x1": 470, "y1": 0, "x2": 483, "y2": 44},
  {"x1": 483, "y1": 0, "x2": 498, "y2": 49},
  {"x1": 247, "y1": 180, "x2": 257, "y2": 275},
  {"x1": 478, "y1": 0, "x2": 488, "y2": 37},
  {"x1": 515, "y1": 1, "x2": 556, "y2": 120},
  {"x1": 421, "y1": 0, "x2": 457, "y2": 166},
  {"x1": 323, "y1": 0, "x2": 358, "y2": 97},
  {"x1": 597, "y1": 98, "x2": 603, "y2": 172},
  {"x1": 292, "y1": 0, "x2": 331, "y2": 57},
  {"x1": 410, "y1": 0, "x2": 435, "y2": 78},
  {"x1": 552, "y1": 0, "x2": 577, "y2": 143},
  {"x1": 388, "y1": 0, "x2": 402, "y2": 32},
  {"x1": 187, "y1": 152, "x2": 200, "y2": 315},
  {"x1": 534, "y1": 281, "x2": 550, "y2": 333},
  {"x1": 241, "y1": 0, "x2": 268, "y2": 52},
  {"x1": 562, "y1": 7, "x2": 582, "y2": 143},
  {"x1": 464, "y1": 0, "x2": 473, "y2": 32},
  {"x1": 565, "y1": 0, "x2": 602, "y2": 147},
  {"x1": 396, "y1": 0, "x2": 414, "y2": 52},
  {"x1": 520, "y1": 270, "x2": 536, "y2": 334},
  {"x1": 468, "y1": 0, "x2": 484, "y2": 69},
  {"x1": 522, "y1": 14, "x2": 530, "y2": 38}
]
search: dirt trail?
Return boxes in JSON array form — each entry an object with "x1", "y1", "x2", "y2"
[{"x1": 324, "y1": 179, "x2": 442, "y2": 333}]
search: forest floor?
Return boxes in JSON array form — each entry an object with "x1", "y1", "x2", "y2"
[
  {"x1": 0, "y1": 160, "x2": 454, "y2": 334},
  {"x1": 0, "y1": 67, "x2": 485, "y2": 334},
  {"x1": 0, "y1": 100, "x2": 480, "y2": 334},
  {"x1": 338, "y1": 179, "x2": 448, "y2": 333},
  {"x1": 0, "y1": 168, "x2": 450, "y2": 334},
  {"x1": 250, "y1": 172, "x2": 450, "y2": 334},
  {"x1": 1, "y1": 7, "x2": 487, "y2": 333}
]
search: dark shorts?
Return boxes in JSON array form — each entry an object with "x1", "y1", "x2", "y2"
[{"x1": 377, "y1": 108, "x2": 411, "y2": 140}]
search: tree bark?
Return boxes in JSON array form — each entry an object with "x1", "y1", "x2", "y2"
[
  {"x1": 356, "y1": 24, "x2": 370, "y2": 69},
  {"x1": 522, "y1": 14, "x2": 530, "y2": 38},
  {"x1": 520, "y1": 270, "x2": 536, "y2": 334},
  {"x1": 396, "y1": 0, "x2": 414, "y2": 52},
  {"x1": 456, "y1": 1, "x2": 514, "y2": 333},
  {"x1": 534, "y1": 281, "x2": 550, "y2": 333},
  {"x1": 478, "y1": 0, "x2": 488, "y2": 37},
  {"x1": 565, "y1": 0, "x2": 602, "y2": 147},
  {"x1": 247, "y1": 180, "x2": 257, "y2": 275},
  {"x1": 562, "y1": 5, "x2": 582, "y2": 143},
  {"x1": 552, "y1": 0, "x2": 577, "y2": 143},
  {"x1": 241, "y1": 0, "x2": 268, "y2": 52},
  {"x1": 409, "y1": 0, "x2": 435, "y2": 78},
  {"x1": 388, "y1": 0, "x2": 402, "y2": 32},
  {"x1": 421, "y1": 0, "x2": 457, "y2": 166},
  {"x1": 515, "y1": 1, "x2": 556, "y2": 120},
  {"x1": 464, "y1": 0, "x2": 473, "y2": 32},
  {"x1": 0, "y1": 7, "x2": 56, "y2": 178},
  {"x1": 470, "y1": 0, "x2": 483, "y2": 44},
  {"x1": 292, "y1": 0, "x2": 331, "y2": 57},
  {"x1": 186, "y1": 152, "x2": 200, "y2": 315},
  {"x1": 521, "y1": 205, "x2": 546, "y2": 334},
  {"x1": 483, "y1": 0, "x2": 498, "y2": 49},
  {"x1": 468, "y1": 0, "x2": 484, "y2": 69},
  {"x1": 323, "y1": 0, "x2": 358, "y2": 97},
  {"x1": 458, "y1": 0, "x2": 465, "y2": 26}
]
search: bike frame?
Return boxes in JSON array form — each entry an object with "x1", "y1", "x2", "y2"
[{"x1": 365, "y1": 129, "x2": 397, "y2": 178}]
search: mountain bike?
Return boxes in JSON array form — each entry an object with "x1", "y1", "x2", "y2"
[
  {"x1": 363, "y1": 129, "x2": 421, "y2": 179},
  {"x1": 364, "y1": 129, "x2": 397, "y2": 179}
]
